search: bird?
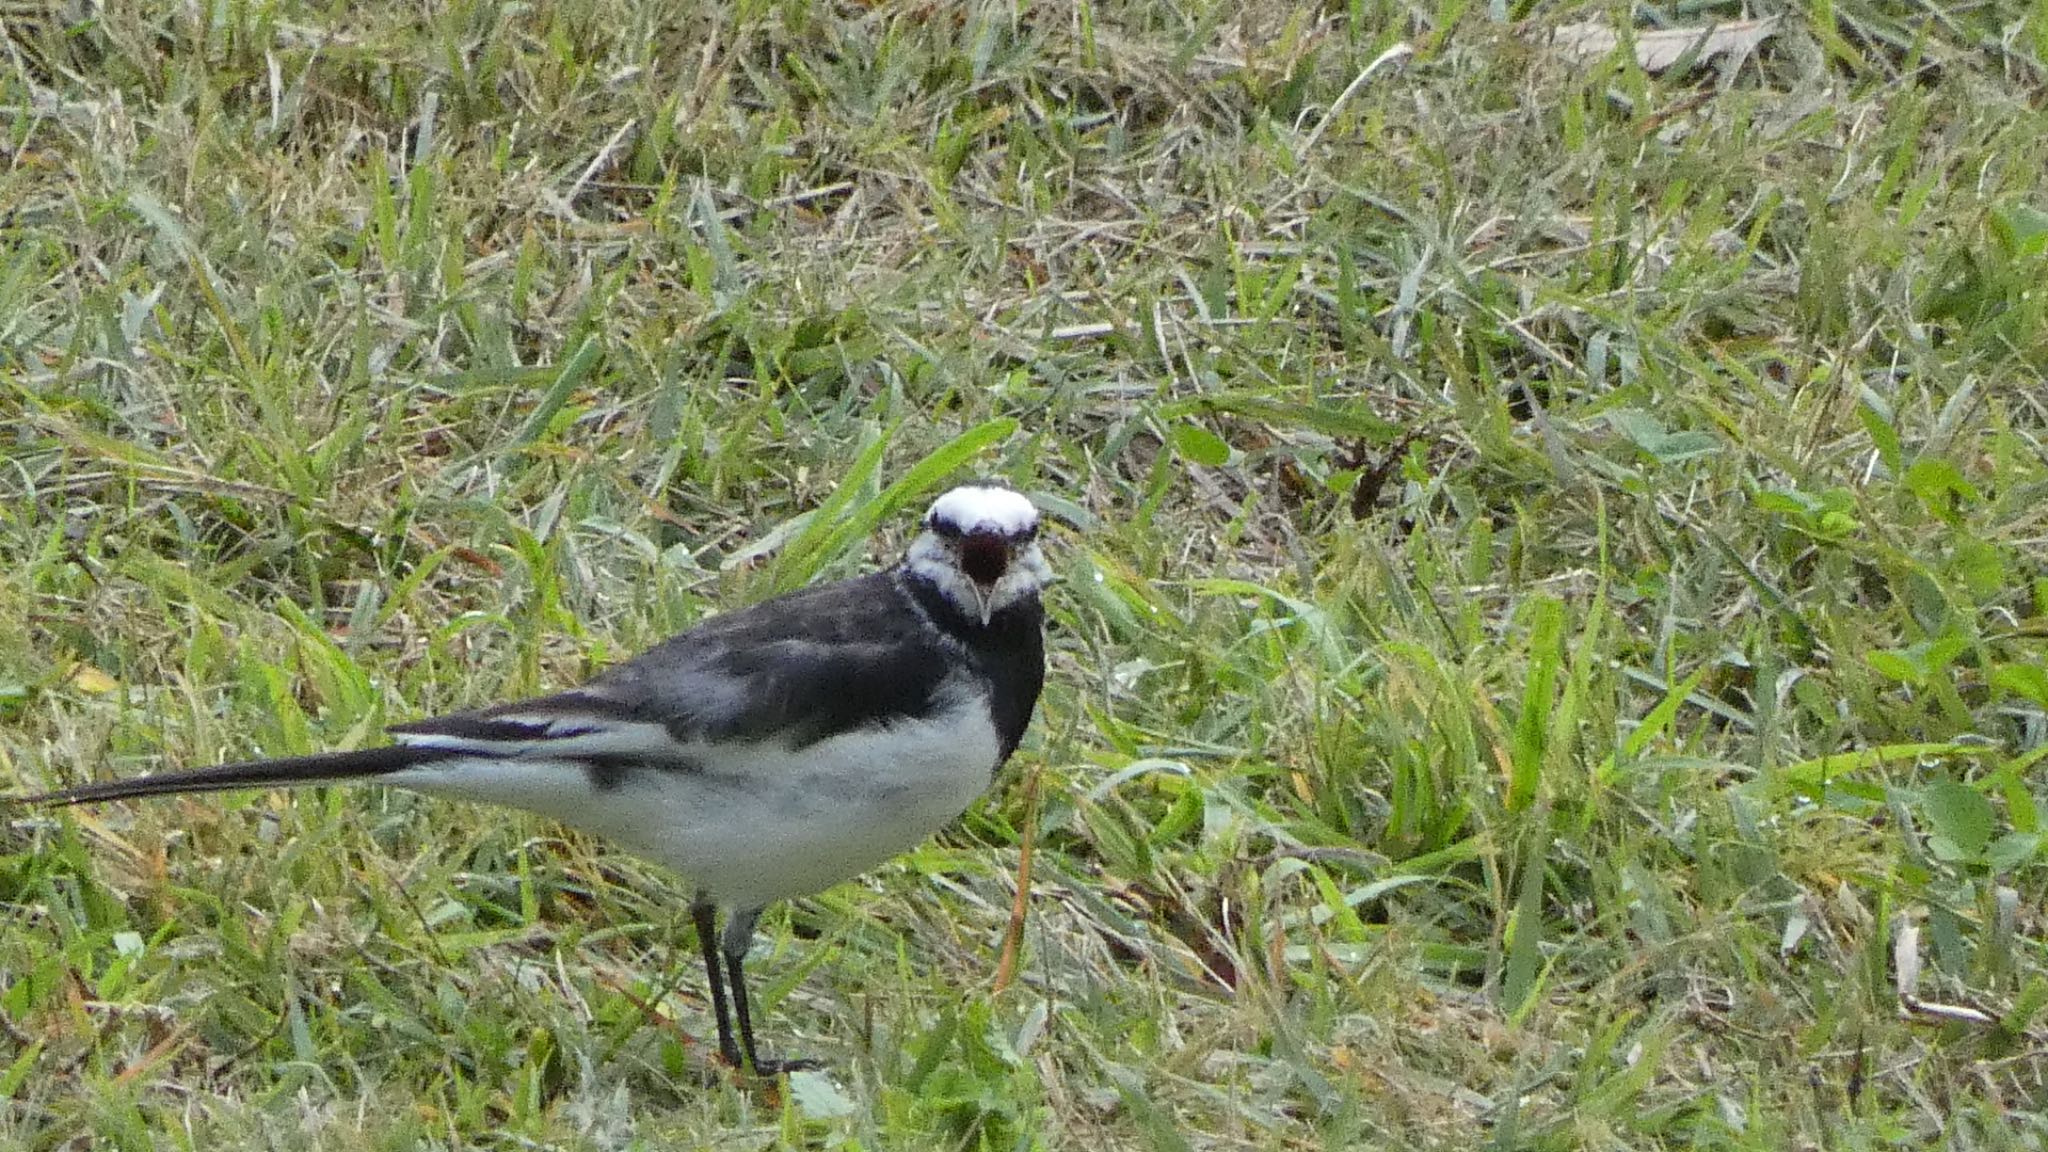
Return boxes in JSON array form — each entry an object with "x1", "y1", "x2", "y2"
[{"x1": 11, "y1": 483, "x2": 1050, "y2": 1075}]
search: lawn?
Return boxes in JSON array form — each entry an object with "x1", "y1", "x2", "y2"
[{"x1": 3, "y1": 1, "x2": 2046, "y2": 1148}]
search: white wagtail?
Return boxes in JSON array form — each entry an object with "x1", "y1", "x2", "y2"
[{"x1": 14, "y1": 484, "x2": 1050, "y2": 1074}]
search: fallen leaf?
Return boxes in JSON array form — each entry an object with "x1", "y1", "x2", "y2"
[
  {"x1": 1551, "y1": 17, "x2": 1779, "y2": 73},
  {"x1": 1894, "y1": 919, "x2": 1921, "y2": 1000},
  {"x1": 65, "y1": 664, "x2": 119, "y2": 693}
]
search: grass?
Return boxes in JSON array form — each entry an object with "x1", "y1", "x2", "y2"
[{"x1": 3, "y1": 0, "x2": 2047, "y2": 1147}]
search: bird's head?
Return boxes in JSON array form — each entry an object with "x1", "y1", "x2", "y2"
[{"x1": 906, "y1": 485, "x2": 1050, "y2": 626}]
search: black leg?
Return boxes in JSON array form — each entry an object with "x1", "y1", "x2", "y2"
[
  {"x1": 721, "y1": 905, "x2": 819, "y2": 1075},
  {"x1": 690, "y1": 896, "x2": 743, "y2": 1068}
]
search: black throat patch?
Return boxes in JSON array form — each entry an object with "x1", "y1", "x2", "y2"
[{"x1": 958, "y1": 533, "x2": 1008, "y2": 586}]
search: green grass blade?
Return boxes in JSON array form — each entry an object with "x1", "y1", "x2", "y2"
[{"x1": 771, "y1": 416, "x2": 1018, "y2": 591}]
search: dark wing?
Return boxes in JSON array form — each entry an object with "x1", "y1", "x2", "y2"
[{"x1": 390, "y1": 570, "x2": 954, "y2": 752}]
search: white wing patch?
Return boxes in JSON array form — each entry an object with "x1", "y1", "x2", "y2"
[{"x1": 394, "y1": 717, "x2": 679, "y2": 758}]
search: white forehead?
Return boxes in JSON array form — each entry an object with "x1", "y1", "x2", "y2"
[{"x1": 926, "y1": 485, "x2": 1038, "y2": 536}]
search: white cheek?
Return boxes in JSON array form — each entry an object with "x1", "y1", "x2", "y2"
[{"x1": 989, "y1": 552, "x2": 1049, "y2": 612}]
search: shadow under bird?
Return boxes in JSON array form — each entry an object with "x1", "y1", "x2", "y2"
[{"x1": 12, "y1": 484, "x2": 1050, "y2": 1074}]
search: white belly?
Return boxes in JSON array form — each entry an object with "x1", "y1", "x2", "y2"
[{"x1": 387, "y1": 698, "x2": 1003, "y2": 908}]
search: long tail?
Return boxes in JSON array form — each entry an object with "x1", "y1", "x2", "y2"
[{"x1": 13, "y1": 745, "x2": 455, "y2": 807}]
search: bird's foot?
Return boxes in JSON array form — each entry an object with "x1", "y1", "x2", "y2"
[{"x1": 732, "y1": 1053, "x2": 822, "y2": 1077}]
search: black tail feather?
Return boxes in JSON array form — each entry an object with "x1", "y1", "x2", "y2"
[{"x1": 12, "y1": 745, "x2": 452, "y2": 807}]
